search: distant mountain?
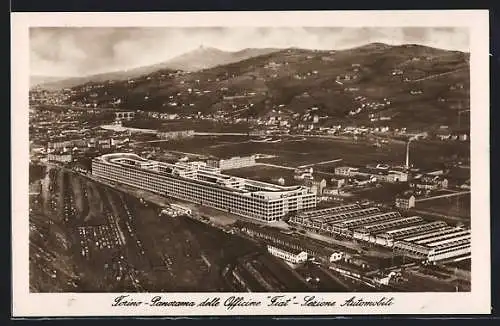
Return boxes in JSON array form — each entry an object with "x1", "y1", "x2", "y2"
[
  {"x1": 55, "y1": 42, "x2": 470, "y2": 130},
  {"x1": 31, "y1": 70, "x2": 155, "y2": 91},
  {"x1": 32, "y1": 47, "x2": 280, "y2": 90},
  {"x1": 30, "y1": 75, "x2": 70, "y2": 88},
  {"x1": 164, "y1": 46, "x2": 280, "y2": 72}
]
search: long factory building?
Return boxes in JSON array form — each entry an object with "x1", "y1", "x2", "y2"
[
  {"x1": 393, "y1": 227, "x2": 471, "y2": 262},
  {"x1": 91, "y1": 153, "x2": 316, "y2": 222},
  {"x1": 289, "y1": 204, "x2": 470, "y2": 262}
]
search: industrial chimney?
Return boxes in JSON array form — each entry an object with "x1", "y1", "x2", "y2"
[
  {"x1": 406, "y1": 137, "x2": 416, "y2": 169},
  {"x1": 405, "y1": 141, "x2": 410, "y2": 169}
]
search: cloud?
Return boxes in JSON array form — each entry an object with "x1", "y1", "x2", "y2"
[{"x1": 30, "y1": 27, "x2": 469, "y2": 77}]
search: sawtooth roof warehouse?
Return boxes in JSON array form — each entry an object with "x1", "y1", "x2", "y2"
[{"x1": 91, "y1": 153, "x2": 317, "y2": 222}]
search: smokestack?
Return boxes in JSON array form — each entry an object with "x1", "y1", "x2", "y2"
[{"x1": 405, "y1": 140, "x2": 411, "y2": 169}]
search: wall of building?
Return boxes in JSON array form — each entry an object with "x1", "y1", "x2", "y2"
[
  {"x1": 218, "y1": 155, "x2": 256, "y2": 170},
  {"x1": 158, "y1": 130, "x2": 195, "y2": 140},
  {"x1": 92, "y1": 157, "x2": 316, "y2": 222},
  {"x1": 267, "y1": 245, "x2": 308, "y2": 264},
  {"x1": 330, "y1": 252, "x2": 343, "y2": 262},
  {"x1": 334, "y1": 166, "x2": 408, "y2": 183},
  {"x1": 47, "y1": 153, "x2": 72, "y2": 163},
  {"x1": 428, "y1": 244, "x2": 471, "y2": 262}
]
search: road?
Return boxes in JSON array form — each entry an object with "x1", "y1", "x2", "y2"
[
  {"x1": 317, "y1": 265, "x2": 351, "y2": 291},
  {"x1": 34, "y1": 104, "x2": 121, "y2": 112},
  {"x1": 415, "y1": 191, "x2": 470, "y2": 203},
  {"x1": 298, "y1": 159, "x2": 343, "y2": 168},
  {"x1": 409, "y1": 209, "x2": 466, "y2": 224},
  {"x1": 131, "y1": 139, "x2": 172, "y2": 145},
  {"x1": 256, "y1": 160, "x2": 343, "y2": 173},
  {"x1": 256, "y1": 162, "x2": 296, "y2": 171},
  {"x1": 408, "y1": 67, "x2": 468, "y2": 82},
  {"x1": 109, "y1": 127, "x2": 411, "y2": 149},
  {"x1": 140, "y1": 130, "x2": 403, "y2": 144},
  {"x1": 101, "y1": 124, "x2": 157, "y2": 134},
  {"x1": 299, "y1": 229, "x2": 363, "y2": 252},
  {"x1": 194, "y1": 132, "x2": 250, "y2": 136}
]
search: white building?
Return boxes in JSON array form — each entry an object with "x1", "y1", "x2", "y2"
[
  {"x1": 114, "y1": 111, "x2": 135, "y2": 121},
  {"x1": 395, "y1": 195, "x2": 416, "y2": 209},
  {"x1": 334, "y1": 166, "x2": 408, "y2": 183},
  {"x1": 267, "y1": 245, "x2": 308, "y2": 264},
  {"x1": 294, "y1": 167, "x2": 314, "y2": 180},
  {"x1": 92, "y1": 153, "x2": 316, "y2": 222},
  {"x1": 215, "y1": 155, "x2": 256, "y2": 170},
  {"x1": 47, "y1": 153, "x2": 72, "y2": 163},
  {"x1": 48, "y1": 139, "x2": 86, "y2": 149},
  {"x1": 272, "y1": 177, "x2": 286, "y2": 185},
  {"x1": 157, "y1": 130, "x2": 195, "y2": 140},
  {"x1": 305, "y1": 178, "x2": 327, "y2": 196},
  {"x1": 323, "y1": 188, "x2": 340, "y2": 196},
  {"x1": 334, "y1": 166, "x2": 356, "y2": 177},
  {"x1": 329, "y1": 252, "x2": 344, "y2": 262},
  {"x1": 374, "y1": 271, "x2": 398, "y2": 285}
]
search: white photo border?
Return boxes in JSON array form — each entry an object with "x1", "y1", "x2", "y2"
[{"x1": 11, "y1": 10, "x2": 491, "y2": 317}]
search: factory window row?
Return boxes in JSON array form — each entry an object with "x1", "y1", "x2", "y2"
[
  {"x1": 387, "y1": 222, "x2": 447, "y2": 238},
  {"x1": 92, "y1": 162, "x2": 315, "y2": 221},
  {"x1": 416, "y1": 231, "x2": 471, "y2": 246},
  {"x1": 430, "y1": 243, "x2": 471, "y2": 256},
  {"x1": 300, "y1": 204, "x2": 360, "y2": 217}
]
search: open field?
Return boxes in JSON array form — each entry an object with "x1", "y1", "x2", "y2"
[
  {"x1": 350, "y1": 183, "x2": 410, "y2": 205},
  {"x1": 225, "y1": 165, "x2": 298, "y2": 186},
  {"x1": 148, "y1": 135, "x2": 469, "y2": 169},
  {"x1": 125, "y1": 119, "x2": 252, "y2": 133},
  {"x1": 415, "y1": 193, "x2": 471, "y2": 219}
]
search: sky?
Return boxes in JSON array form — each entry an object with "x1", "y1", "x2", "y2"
[{"x1": 30, "y1": 27, "x2": 470, "y2": 77}]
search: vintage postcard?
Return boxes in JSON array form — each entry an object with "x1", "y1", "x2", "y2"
[{"x1": 11, "y1": 10, "x2": 490, "y2": 316}]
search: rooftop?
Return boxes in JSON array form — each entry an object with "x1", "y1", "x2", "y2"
[
  {"x1": 95, "y1": 153, "x2": 309, "y2": 200},
  {"x1": 267, "y1": 244, "x2": 306, "y2": 256}
]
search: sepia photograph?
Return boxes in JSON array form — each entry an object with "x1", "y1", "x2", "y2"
[{"x1": 12, "y1": 10, "x2": 490, "y2": 316}]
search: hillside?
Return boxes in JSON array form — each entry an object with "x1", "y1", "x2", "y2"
[
  {"x1": 32, "y1": 67, "x2": 183, "y2": 91},
  {"x1": 62, "y1": 43, "x2": 470, "y2": 130},
  {"x1": 32, "y1": 47, "x2": 279, "y2": 90},
  {"x1": 30, "y1": 75, "x2": 70, "y2": 88},
  {"x1": 164, "y1": 46, "x2": 279, "y2": 72}
]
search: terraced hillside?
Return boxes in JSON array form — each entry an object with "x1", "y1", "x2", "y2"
[{"x1": 62, "y1": 43, "x2": 470, "y2": 130}]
